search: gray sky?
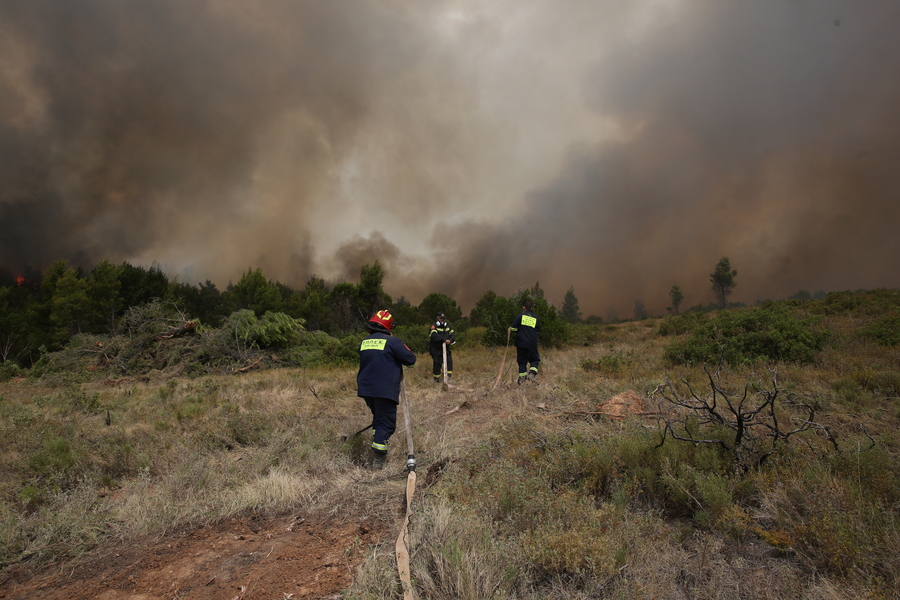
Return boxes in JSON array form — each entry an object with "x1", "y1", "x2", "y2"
[{"x1": 2, "y1": 0, "x2": 898, "y2": 316}]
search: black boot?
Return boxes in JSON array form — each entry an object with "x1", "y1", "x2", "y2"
[{"x1": 372, "y1": 450, "x2": 387, "y2": 470}]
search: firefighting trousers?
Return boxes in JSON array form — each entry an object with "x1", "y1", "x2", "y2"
[
  {"x1": 430, "y1": 345, "x2": 453, "y2": 378},
  {"x1": 362, "y1": 396, "x2": 397, "y2": 453},
  {"x1": 516, "y1": 346, "x2": 540, "y2": 376}
]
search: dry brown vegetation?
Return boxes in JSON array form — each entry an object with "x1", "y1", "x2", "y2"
[{"x1": 1, "y1": 294, "x2": 899, "y2": 599}]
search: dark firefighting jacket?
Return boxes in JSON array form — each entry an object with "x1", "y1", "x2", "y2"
[
  {"x1": 511, "y1": 310, "x2": 541, "y2": 349},
  {"x1": 357, "y1": 332, "x2": 417, "y2": 402},
  {"x1": 429, "y1": 321, "x2": 456, "y2": 350}
]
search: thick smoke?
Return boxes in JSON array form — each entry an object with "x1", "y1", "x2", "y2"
[{"x1": 2, "y1": 1, "x2": 899, "y2": 316}]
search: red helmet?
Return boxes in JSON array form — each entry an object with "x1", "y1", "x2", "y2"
[{"x1": 368, "y1": 310, "x2": 394, "y2": 331}]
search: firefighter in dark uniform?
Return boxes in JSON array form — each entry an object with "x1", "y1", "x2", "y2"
[
  {"x1": 357, "y1": 310, "x2": 417, "y2": 470},
  {"x1": 510, "y1": 298, "x2": 541, "y2": 384},
  {"x1": 429, "y1": 312, "x2": 456, "y2": 383}
]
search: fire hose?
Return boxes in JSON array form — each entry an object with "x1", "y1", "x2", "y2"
[
  {"x1": 395, "y1": 378, "x2": 417, "y2": 600},
  {"x1": 394, "y1": 331, "x2": 511, "y2": 595},
  {"x1": 489, "y1": 327, "x2": 512, "y2": 392},
  {"x1": 443, "y1": 327, "x2": 510, "y2": 416}
]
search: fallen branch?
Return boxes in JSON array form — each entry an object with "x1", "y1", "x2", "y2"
[
  {"x1": 233, "y1": 358, "x2": 262, "y2": 373},
  {"x1": 156, "y1": 321, "x2": 197, "y2": 339}
]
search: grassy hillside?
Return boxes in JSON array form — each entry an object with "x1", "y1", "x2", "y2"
[{"x1": 1, "y1": 291, "x2": 899, "y2": 598}]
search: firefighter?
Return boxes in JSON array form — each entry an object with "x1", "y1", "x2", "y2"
[
  {"x1": 429, "y1": 312, "x2": 456, "y2": 383},
  {"x1": 357, "y1": 310, "x2": 417, "y2": 470},
  {"x1": 510, "y1": 298, "x2": 541, "y2": 384}
]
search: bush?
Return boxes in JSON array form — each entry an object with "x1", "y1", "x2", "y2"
[
  {"x1": 657, "y1": 312, "x2": 709, "y2": 337},
  {"x1": 817, "y1": 288, "x2": 900, "y2": 317},
  {"x1": 222, "y1": 310, "x2": 304, "y2": 348},
  {"x1": 392, "y1": 324, "x2": 430, "y2": 354},
  {"x1": 567, "y1": 323, "x2": 610, "y2": 346},
  {"x1": 861, "y1": 313, "x2": 900, "y2": 346},
  {"x1": 287, "y1": 331, "x2": 365, "y2": 367},
  {"x1": 581, "y1": 352, "x2": 631, "y2": 375},
  {"x1": 0, "y1": 362, "x2": 23, "y2": 382},
  {"x1": 664, "y1": 303, "x2": 829, "y2": 366}
]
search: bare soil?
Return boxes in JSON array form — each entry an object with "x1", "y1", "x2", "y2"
[{"x1": 0, "y1": 488, "x2": 403, "y2": 600}]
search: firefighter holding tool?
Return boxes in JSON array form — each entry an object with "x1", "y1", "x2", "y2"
[
  {"x1": 429, "y1": 312, "x2": 456, "y2": 383},
  {"x1": 357, "y1": 310, "x2": 417, "y2": 470}
]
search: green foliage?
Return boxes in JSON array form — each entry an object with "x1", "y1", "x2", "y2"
[
  {"x1": 657, "y1": 312, "x2": 709, "y2": 336},
  {"x1": 326, "y1": 282, "x2": 361, "y2": 332},
  {"x1": 28, "y1": 437, "x2": 76, "y2": 476},
  {"x1": 167, "y1": 279, "x2": 226, "y2": 328},
  {"x1": 477, "y1": 294, "x2": 519, "y2": 346},
  {"x1": 476, "y1": 287, "x2": 571, "y2": 348},
  {"x1": 117, "y1": 262, "x2": 169, "y2": 308},
  {"x1": 816, "y1": 288, "x2": 900, "y2": 317},
  {"x1": 861, "y1": 313, "x2": 900, "y2": 346},
  {"x1": 285, "y1": 331, "x2": 364, "y2": 367},
  {"x1": 392, "y1": 324, "x2": 430, "y2": 354},
  {"x1": 559, "y1": 287, "x2": 581, "y2": 323},
  {"x1": 669, "y1": 285, "x2": 684, "y2": 315},
  {"x1": 388, "y1": 296, "x2": 423, "y2": 328},
  {"x1": 222, "y1": 310, "x2": 304, "y2": 349},
  {"x1": 710, "y1": 256, "x2": 737, "y2": 308},
  {"x1": 0, "y1": 361, "x2": 23, "y2": 381},
  {"x1": 0, "y1": 287, "x2": 29, "y2": 365},
  {"x1": 227, "y1": 268, "x2": 284, "y2": 316},
  {"x1": 566, "y1": 322, "x2": 610, "y2": 346},
  {"x1": 297, "y1": 276, "x2": 330, "y2": 331},
  {"x1": 664, "y1": 303, "x2": 829, "y2": 366},
  {"x1": 87, "y1": 259, "x2": 123, "y2": 333},
  {"x1": 418, "y1": 292, "x2": 463, "y2": 323},
  {"x1": 580, "y1": 352, "x2": 632, "y2": 375},
  {"x1": 357, "y1": 261, "x2": 392, "y2": 320}
]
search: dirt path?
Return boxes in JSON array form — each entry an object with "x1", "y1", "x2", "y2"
[{"x1": 1, "y1": 495, "x2": 400, "y2": 600}]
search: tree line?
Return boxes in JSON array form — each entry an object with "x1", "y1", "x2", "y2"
[
  {"x1": 1, "y1": 253, "x2": 824, "y2": 368},
  {"x1": 1, "y1": 259, "x2": 575, "y2": 367}
]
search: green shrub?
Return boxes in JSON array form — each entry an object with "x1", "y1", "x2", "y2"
[
  {"x1": 0, "y1": 362, "x2": 22, "y2": 382},
  {"x1": 814, "y1": 288, "x2": 900, "y2": 317},
  {"x1": 28, "y1": 437, "x2": 76, "y2": 476},
  {"x1": 580, "y1": 352, "x2": 631, "y2": 375},
  {"x1": 223, "y1": 310, "x2": 304, "y2": 348},
  {"x1": 286, "y1": 331, "x2": 364, "y2": 368},
  {"x1": 861, "y1": 313, "x2": 900, "y2": 346},
  {"x1": 860, "y1": 370, "x2": 900, "y2": 396},
  {"x1": 454, "y1": 326, "x2": 485, "y2": 348},
  {"x1": 664, "y1": 303, "x2": 829, "y2": 366},
  {"x1": 393, "y1": 324, "x2": 430, "y2": 354},
  {"x1": 566, "y1": 323, "x2": 610, "y2": 346},
  {"x1": 322, "y1": 333, "x2": 366, "y2": 366},
  {"x1": 657, "y1": 312, "x2": 709, "y2": 337}
]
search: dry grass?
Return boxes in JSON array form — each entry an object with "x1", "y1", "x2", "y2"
[{"x1": 2, "y1": 310, "x2": 899, "y2": 598}]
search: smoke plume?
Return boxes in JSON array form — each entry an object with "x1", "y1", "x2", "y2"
[{"x1": 2, "y1": 0, "x2": 899, "y2": 316}]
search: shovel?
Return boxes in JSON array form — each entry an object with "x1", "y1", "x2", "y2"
[{"x1": 340, "y1": 422, "x2": 372, "y2": 441}]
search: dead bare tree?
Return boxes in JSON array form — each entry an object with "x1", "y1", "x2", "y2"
[{"x1": 651, "y1": 365, "x2": 823, "y2": 471}]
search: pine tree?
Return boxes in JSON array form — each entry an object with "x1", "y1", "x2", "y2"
[
  {"x1": 669, "y1": 285, "x2": 684, "y2": 315},
  {"x1": 559, "y1": 287, "x2": 581, "y2": 323},
  {"x1": 710, "y1": 257, "x2": 737, "y2": 308},
  {"x1": 228, "y1": 268, "x2": 283, "y2": 316}
]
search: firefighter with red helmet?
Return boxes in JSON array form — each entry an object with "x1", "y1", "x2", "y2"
[{"x1": 357, "y1": 310, "x2": 417, "y2": 470}]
